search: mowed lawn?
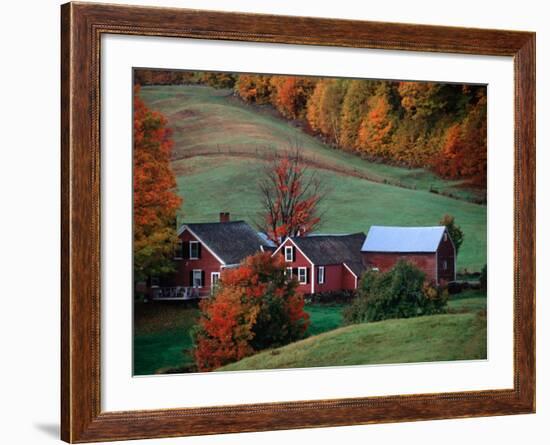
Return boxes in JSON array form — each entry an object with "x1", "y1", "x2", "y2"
[
  {"x1": 140, "y1": 84, "x2": 487, "y2": 272},
  {"x1": 219, "y1": 291, "x2": 487, "y2": 372}
]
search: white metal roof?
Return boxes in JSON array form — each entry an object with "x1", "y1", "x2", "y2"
[{"x1": 361, "y1": 226, "x2": 446, "y2": 253}]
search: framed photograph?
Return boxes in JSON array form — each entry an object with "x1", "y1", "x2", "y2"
[{"x1": 61, "y1": 2, "x2": 535, "y2": 442}]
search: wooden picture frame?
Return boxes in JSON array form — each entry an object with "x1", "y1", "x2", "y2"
[{"x1": 61, "y1": 2, "x2": 535, "y2": 442}]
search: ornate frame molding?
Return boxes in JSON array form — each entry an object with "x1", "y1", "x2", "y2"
[{"x1": 61, "y1": 2, "x2": 535, "y2": 442}]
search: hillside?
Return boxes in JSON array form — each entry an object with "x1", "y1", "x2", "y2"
[
  {"x1": 218, "y1": 311, "x2": 487, "y2": 372},
  {"x1": 140, "y1": 85, "x2": 487, "y2": 271}
]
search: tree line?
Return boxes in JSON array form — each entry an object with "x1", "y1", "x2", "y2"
[{"x1": 135, "y1": 69, "x2": 487, "y2": 189}]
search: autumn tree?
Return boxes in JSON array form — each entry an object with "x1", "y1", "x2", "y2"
[
  {"x1": 397, "y1": 81, "x2": 446, "y2": 121},
  {"x1": 305, "y1": 79, "x2": 326, "y2": 133},
  {"x1": 234, "y1": 74, "x2": 272, "y2": 104},
  {"x1": 432, "y1": 93, "x2": 487, "y2": 187},
  {"x1": 439, "y1": 214, "x2": 464, "y2": 254},
  {"x1": 454, "y1": 94, "x2": 487, "y2": 187},
  {"x1": 433, "y1": 123, "x2": 462, "y2": 178},
  {"x1": 356, "y1": 93, "x2": 394, "y2": 158},
  {"x1": 340, "y1": 80, "x2": 377, "y2": 150},
  {"x1": 319, "y1": 79, "x2": 349, "y2": 145},
  {"x1": 133, "y1": 86, "x2": 182, "y2": 283},
  {"x1": 193, "y1": 252, "x2": 309, "y2": 371},
  {"x1": 257, "y1": 146, "x2": 327, "y2": 244},
  {"x1": 269, "y1": 76, "x2": 317, "y2": 120},
  {"x1": 199, "y1": 71, "x2": 236, "y2": 89},
  {"x1": 134, "y1": 69, "x2": 197, "y2": 86},
  {"x1": 304, "y1": 79, "x2": 348, "y2": 145}
]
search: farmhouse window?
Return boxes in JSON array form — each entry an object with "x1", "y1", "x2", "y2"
[
  {"x1": 284, "y1": 245, "x2": 294, "y2": 262},
  {"x1": 189, "y1": 241, "x2": 201, "y2": 259},
  {"x1": 192, "y1": 269, "x2": 203, "y2": 288},
  {"x1": 211, "y1": 272, "x2": 220, "y2": 291},
  {"x1": 317, "y1": 266, "x2": 325, "y2": 284},
  {"x1": 443, "y1": 260, "x2": 448, "y2": 270},
  {"x1": 444, "y1": 233, "x2": 448, "y2": 242},
  {"x1": 286, "y1": 267, "x2": 293, "y2": 280},
  {"x1": 174, "y1": 239, "x2": 184, "y2": 259},
  {"x1": 298, "y1": 267, "x2": 308, "y2": 284}
]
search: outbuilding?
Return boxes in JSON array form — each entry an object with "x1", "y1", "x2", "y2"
[{"x1": 361, "y1": 226, "x2": 456, "y2": 284}]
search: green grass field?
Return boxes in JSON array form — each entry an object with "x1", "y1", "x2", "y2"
[
  {"x1": 134, "y1": 302, "x2": 345, "y2": 375},
  {"x1": 133, "y1": 290, "x2": 485, "y2": 375},
  {"x1": 218, "y1": 312, "x2": 486, "y2": 371},
  {"x1": 140, "y1": 85, "x2": 487, "y2": 272},
  {"x1": 133, "y1": 303, "x2": 200, "y2": 375},
  {"x1": 219, "y1": 291, "x2": 487, "y2": 372},
  {"x1": 305, "y1": 305, "x2": 345, "y2": 336}
]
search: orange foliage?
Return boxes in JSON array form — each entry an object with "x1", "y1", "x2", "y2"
[
  {"x1": 133, "y1": 86, "x2": 182, "y2": 281},
  {"x1": 139, "y1": 69, "x2": 488, "y2": 192},
  {"x1": 397, "y1": 81, "x2": 443, "y2": 119},
  {"x1": 340, "y1": 80, "x2": 376, "y2": 150},
  {"x1": 234, "y1": 74, "x2": 272, "y2": 104},
  {"x1": 356, "y1": 95, "x2": 394, "y2": 157},
  {"x1": 258, "y1": 152, "x2": 325, "y2": 244},
  {"x1": 193, "y1": 253, "x2": 309, "y2": 371},
  {"x1": 305, "y1": 80, "x2": 325, "y2": 132},
  {"x1": 270, "y1": 76, "x2": 317, "y2": 120},
  {"x1": 432, "y1": 96, "x2": 487, "y2": 187}
]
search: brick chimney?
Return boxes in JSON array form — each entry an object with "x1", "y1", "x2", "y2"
[{"x1": 219, "y1": 212, "x2": 230, "y2": 223}]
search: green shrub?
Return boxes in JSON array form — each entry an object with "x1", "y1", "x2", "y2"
[{"x1": 343, "y1": 260, "x2": 448, "y2": 324}]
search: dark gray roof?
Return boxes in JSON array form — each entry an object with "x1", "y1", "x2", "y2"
[
  {"x1": 291, "y1": 233, "x2": 366, "y2": 267},
  {"x1": 343, "y1": 260, "x2": 367, "y2": 278},
  {"x1": 182, "y1": 221, "x2": 270, "y2": 265}
]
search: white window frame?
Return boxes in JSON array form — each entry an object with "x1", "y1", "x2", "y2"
[
  {"x1": 189, "y1": 240, "x2": 200, "y2": 259},
  {"x1": 286, "y1": 267, "x2": 293, "y2": 279},
  {"x1": 211, "y1": 272, "x2": 220, "y2": 289},
  {"x1": 284, "y1": 245, "x2": 294, "y2": 262},
  {"x1": 443, "y1": 260, "x2": 448, "y2": 270},
  {"x1": 297, "y1": 267, "x2": 307, "y2": 284},
  {"x1": 317, "y1": 266, "x2": 325, "y2": 284},
  {"x1": 192, "y1": 269, "x2": 203, "y2": 288}
]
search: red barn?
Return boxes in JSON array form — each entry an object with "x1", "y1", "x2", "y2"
[
  {"x1": 271, "y1": 233, "x2": 366, "y2": 294},
  {"x1": 361, "y1": 226, "x2": 456, "y2": 284},
  {"x1": 149, "y1": 213, "x2": 271, "y2": 300}
]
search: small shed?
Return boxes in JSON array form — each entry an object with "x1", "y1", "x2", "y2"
[{"x1": 361, "y1": 226, "x2": 456, "y2": 283}]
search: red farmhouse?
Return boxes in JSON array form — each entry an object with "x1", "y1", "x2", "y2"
[
  {"x1": 361, "y1": 226, "x2": 456, "y2": 284},
  {"x1": 150, "y1": 213, "x2": 271, "y2": 300},
  {"x1": 271, "y1": 234, "x2": 366, "y2": 294},
  {"x1": 148, "y1": 222, "x2": 456, "y2": 300}
]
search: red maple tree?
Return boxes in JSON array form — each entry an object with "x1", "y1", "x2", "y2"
[
  {"x1": 193, "y1": 252, "x2": 309, "y2": 371},
  {"x1": 133, "y1": 85, "x2": 182, "y2": 282},
  {"x1": 257, "y1": 148, "x2": 327, "y2": 245}
]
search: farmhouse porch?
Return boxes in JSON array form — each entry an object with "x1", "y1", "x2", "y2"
[{"x1": 149, "y1": 286, "x2": 209, "y2": 301}]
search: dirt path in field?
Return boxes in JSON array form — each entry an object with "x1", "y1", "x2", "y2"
[
  {"x1": 172, "y1": 149, "x2": 485, "y2": 205},
  {"x1": 172, "y1": 149, "x2": 405, "y2": 187}
]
